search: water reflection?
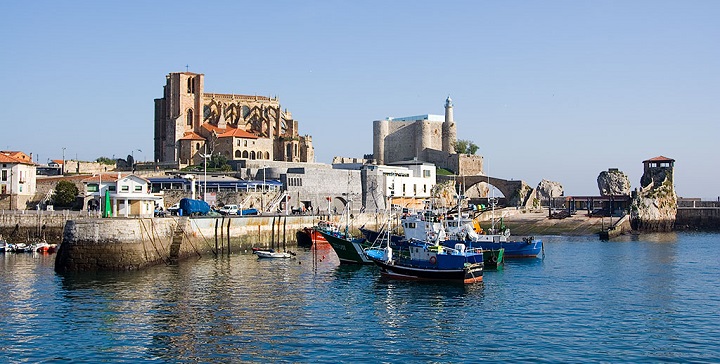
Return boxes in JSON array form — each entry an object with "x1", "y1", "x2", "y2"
[{"x1": 1, "y1": 233, "x2": 719, "y2": 362}]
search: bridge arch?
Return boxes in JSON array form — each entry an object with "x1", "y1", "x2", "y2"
[{"x1": 438, "y1": 175, "x2": 533, "y2": 207}]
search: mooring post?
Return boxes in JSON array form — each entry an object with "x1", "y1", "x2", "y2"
[
  {"x1": 226, "y1": 217, "x2": 231, "y2": 256},
  {"x1": 214, "y1": 218, "x2": 219, "y2": 255}
]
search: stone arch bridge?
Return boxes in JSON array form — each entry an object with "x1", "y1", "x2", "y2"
[{"x1": 437, "y1": 175, "x2": 533, "y2": 207}]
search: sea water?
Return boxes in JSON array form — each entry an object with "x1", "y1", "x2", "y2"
[{"x1": 1, "y1": 232, "x2": 718, "y2": 363}]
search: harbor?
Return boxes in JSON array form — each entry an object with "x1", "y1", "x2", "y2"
[{"x1": 2, "y1": 232, "x2": 719, "y2": 362}]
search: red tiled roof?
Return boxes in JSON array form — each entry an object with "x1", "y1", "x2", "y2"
[
  {"x1": 51, "y1": 159, "x2": 64, "y2": 165},
  {"x1": 200, "y1": 123, "x2": 258, "y2": 139},
  {"x1": 218, "y1": 128, "x2": 258, "y2": 139},
  {"x1": 201, "y1": 123, "x2": 225, "y2": 134},
  {"x1": 643, "y1": 156, "x2": 675, "y2": 163},
  {"x1": 179, "y1": 131, "x2": 206, "y2": 141},
  {"x1": 0, "y1": 151, "x2": 35, "y2": 165},
  {"x1": 81, "y1": 173, "x2": 150, "y2": 184}
]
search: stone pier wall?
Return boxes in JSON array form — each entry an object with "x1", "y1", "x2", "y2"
[
  {"x1": 675, "y1": 207, "x2": 720, "y2": 231},
  {"x1": 54, "y1": 213, "x2": 384, "y2": 272}
]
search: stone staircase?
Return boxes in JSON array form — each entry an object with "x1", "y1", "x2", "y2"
[{"x1": 168, "y1": 217, "x2": 188, "y2": 264}]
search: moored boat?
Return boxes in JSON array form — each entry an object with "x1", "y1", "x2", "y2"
[
  {"x1": 317, "y1": 229, "x2": 373, "y2": 265},
  {"x1": 442, "y1": 216, "x2": 542, "y2": 258},
  {"x1": 296, "y1": 221, "x2": 337, "y2": 247},
  {"x1": 253, "y1": 248, "x2": 294, "y2": 259},
  {"x1": 366, "y1": 241, "x2": 483, "y2": 284}
]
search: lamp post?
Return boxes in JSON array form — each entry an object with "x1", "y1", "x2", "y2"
[
  {"x1": 199, "y1": 144, "x2": 211, "y2": 202},
  {"x1": 261, "y1": 165, "x2": 268, "y2": 212},
  {"x1": 62, "y1": 147, "x2": 66, "y2": 175},
  {"x1": 131, "y1": 149, "x2": 142, "y2": 172}
]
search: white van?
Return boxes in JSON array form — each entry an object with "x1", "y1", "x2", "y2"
[{"x1": 219, "y1": 204, "x2": 239, "y2": 215}]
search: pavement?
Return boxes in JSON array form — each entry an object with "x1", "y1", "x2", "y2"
[{"x1": 477, "y1": 208, "x2": 612, "y2": 236}]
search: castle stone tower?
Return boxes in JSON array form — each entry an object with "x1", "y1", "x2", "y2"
[
  {"x1": 442, "y1": 96, "x2": 456, "y2": 154},
  {"x1": 373, "y1": 119, "x2": 389, "y2": 165}
]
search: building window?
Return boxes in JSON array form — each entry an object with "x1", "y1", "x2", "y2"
[
  {"x1": 196, "y1": 143, "x2": 200, "y2": 151},
  {"x1": 187, "y1": 109, "x2": 193, "y2": 126},
  {"x1": 242, "y1": 151, "x2": 249, "y2": 159},
  {"x1": 235, "y1": 150, "x2": 241, "y2": 158},
  {"x1": 1, "y1": 170, "x2": 6, "y2": 182},
  {"x1": 187, "y1": 77, "x2": 194, "y2": 93},
  {"x1": 121, "y1": 185, "x2": 129, "y2": 192},
  {"x1": 423, "y1": 170, "x2": 431, "y2": 178},
  {"x1": 134, "y1": 185, "x2": 143, "y2": 192},
  {"x1": 88, "y1": 184, "x2": 99, "y2": 192},
  {"x1": 109, "y1": 186, "x2": 116, "y2": 192},
  {"x1": 244, "y1": 140, "x2": 248, "y2": 147}
]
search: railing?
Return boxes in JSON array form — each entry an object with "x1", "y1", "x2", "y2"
[{"x1": 265, "y1": 191, "x2": 288, "y2": 213}]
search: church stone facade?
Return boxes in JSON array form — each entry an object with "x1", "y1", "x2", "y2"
[
  {"x1": 373, "y1": 97, "x2": 483, "y2": 175},
  {"x1": 154, "y1": 72, "x2": 314, "y2": 168}
]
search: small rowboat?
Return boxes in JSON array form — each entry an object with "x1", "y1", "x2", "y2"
[{"x1": 253, "y1": 248, "x2": 294, "y2": 259}]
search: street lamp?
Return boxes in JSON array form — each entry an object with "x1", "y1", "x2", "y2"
[
  {"x1": 131, "y1": 149, "x2": 141, "y2": 172},
  {"x1": 62, "y1": 147, "x2": 66, "y2": 175},
  {"x1": 199, "y1": 144, "x2": 211, "y2": 202},
  {"x1": 261, "y1": 165, "x2": 268, "y2": 212}
]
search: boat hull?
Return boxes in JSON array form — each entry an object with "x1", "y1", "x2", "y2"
[
  {"x1": 372, "y1": 259, "x2": 483, "y2": 284},
  {"x1": 447, "y1": 239, "x2": 542, "y2": 258},
  {"x1": 318, "y1": 231, "x2": 373, "y2": 265},
  {"x1": 255, "y1": 250, "x2": 293, "y2": 259},
  {"x1": 296, "y1": 228, "x2": 328, "y2": 248}
]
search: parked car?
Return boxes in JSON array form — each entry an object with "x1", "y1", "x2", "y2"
[
  {"x1": 167, "y1": 203, "x2": 180, "y2": 215},
  {"x1": 218, "y1": 204, "x2": 239, "y2": 215}
]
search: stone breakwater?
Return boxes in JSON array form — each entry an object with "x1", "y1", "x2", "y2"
[{"x1": 54, "y1": 213, "x2": 384, "y2": 272}]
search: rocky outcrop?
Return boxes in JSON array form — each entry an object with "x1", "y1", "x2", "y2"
[
  {"x1": 631, "y1": 167, "x2": 677, "y2": 231},
  {"x1": 534, "y1": 179, "x2": 563, "y2": 203},
  {"x1": 597, "y1": 169, "x2": 631, "y2": 196},
  {"x1": 432, "y1": 181, "x2": 458, "y2": 208}
]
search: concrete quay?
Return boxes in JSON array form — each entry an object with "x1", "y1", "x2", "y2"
[
  {"x1": 54, "y1": 213, "x2": 384, "y2": 272},
  {"x1": 477, "y1": 209, "x2": 615, "y2": 236}
]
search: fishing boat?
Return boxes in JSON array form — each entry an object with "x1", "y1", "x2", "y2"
[
  {"x1": 442, "y1": 215, "x2": 542, "y2": 258},
  {"x1": 253, "y1": 248, "x2": 294, "y2": 259},
  {"x1": 317, "y1": 229, "x2": 373, "y2": 265},
  {"x1": 365, "y1": 241, "x2": 484, "y2": 284},
  {"x1": 296, "y1": 221, "x2": 337, "y2": 248},
  {"x1": 398, "y1": 209, "x2": 507, "y2": 267}
]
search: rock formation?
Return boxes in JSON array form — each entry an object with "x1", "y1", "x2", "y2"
[
  {"x1": 533, "y1": 179, "x2": 564, "y2": 205},
  {"x1": 597, "y1": 169, "x2": 631, "y2": 196},
  {"x1": 630, "y1": 159, "x2": 677, "y2": 231},
  {"x1": 432, "y1": 181, "x2": 458, "y2": 208}
]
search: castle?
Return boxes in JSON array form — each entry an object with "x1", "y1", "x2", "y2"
[
  {"x1": 154, "y1": 72, "x2": 314, "y2": 168},
  {"x1": 373, "y1": 97, "x2": 483, "y2": 175}
]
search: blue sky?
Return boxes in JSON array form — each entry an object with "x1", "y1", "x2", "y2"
[{"x1": 1, "y1": 1, "x2": 718, "y2": 199}]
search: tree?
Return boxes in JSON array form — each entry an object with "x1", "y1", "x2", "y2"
[
  {"x1": 53, "y1": 180, "x2": 79, "y2": 208},
  {"x1": 453, "y1": 139, "x2": 479, "y2": 155},
  {"x1": 95, "y1": 156, "x2": 115, "y2": 165},
  {"x1": 209, "y1": 154, "x2": 232, "y2": 171}
]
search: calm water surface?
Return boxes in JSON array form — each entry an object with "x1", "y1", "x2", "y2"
[{"x1": 1, "y1": 232, "x2": 718, "y2": 363}]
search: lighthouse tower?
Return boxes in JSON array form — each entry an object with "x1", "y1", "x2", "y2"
[{"x1": 442, "y1": 96, "x2": 456, "y2": 154}]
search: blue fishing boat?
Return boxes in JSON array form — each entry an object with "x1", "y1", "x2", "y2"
[
  {"x1": 442, "y1": 216, "x2": 543, "y2": 258},
  {"x1": 365, "y1": 241, "x2": 483, "y2": 284}
]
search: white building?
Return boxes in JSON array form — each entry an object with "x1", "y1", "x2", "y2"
[
  {"x1": 82, "y1": 173, "x2": 161, "y2": 217},
  {"x1": 0, "y1": 151, "x2": 37, "y2": 210},
  {"x1": 361, "y1": 161, "x2": 437, "y2": 211}
]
